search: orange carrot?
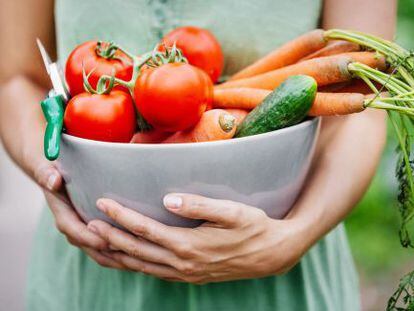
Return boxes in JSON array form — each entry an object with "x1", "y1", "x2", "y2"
[
  {"x1": 130, "y1": 130, "x2": 171, "y2": 143},
  {"x1": 212, "y1": 87, "x2": 368, "y2": 116},
  {"x1": 318, "y1": 80, "x2": 378, "y2": 94},
  {"x1": 224, "y1": 109, "x2": 249, "y2": 126},
  {"x1": 213, "y1": 88, "x2": 271, "y2": 109},
  {"x1": 309, "y1": 92, "x2": 366, "y2": 116},
  {"x1": 300, "y1": 40, "x2": 360, "y2": 61},
  {"x1": 317, "y1": 82, "x2": 351, "y2": 92},
  {"x1": 162, "y1": 109, "x2": 236, "y2": 143},
  {"x1": 230, "y1": 29, "x2": 327, "y2": 81},
  {"x1": 339, "y1": 52, "x2": 387, "y2": 69},
  {"x1": 218, "y1": 52, "x2": 386, "y2": 90}
]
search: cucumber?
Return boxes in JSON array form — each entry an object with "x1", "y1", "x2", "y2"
[{"x1": 235, "y1": 75, "x2": 317, "y2": 138}]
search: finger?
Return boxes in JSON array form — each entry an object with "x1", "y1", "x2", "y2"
[
  {"x1": 45, "y1": 192, "x2": 108, "y2": 250},
  {"x1": 96, "y1": 199, "x2": 184, "y2": 249},
  {"x1": 88, "y1": 220, "x2": 181, "y2": 267},
  {"x1": 82, "y1": 247, "x2": 125, "y2": 270},
  {"x1": 163, "y1": 193, "x2": 249, "y2": 226},
  {"x1": 110, "y1": 252, "x2": 186, "y2": 280},
  {"x1": 34, "y1": 162, "x2": 63, "y2": 192}
]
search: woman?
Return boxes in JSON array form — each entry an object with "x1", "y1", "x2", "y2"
[{"x1": 0, "y1": 0, "x2": 396, "y2": 310}]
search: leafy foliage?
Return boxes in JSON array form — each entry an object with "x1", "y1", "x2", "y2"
[{"x1": 387, "y1": 270, "x2": 414, "y2": 310}]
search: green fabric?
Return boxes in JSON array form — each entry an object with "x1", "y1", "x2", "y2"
[
  {"x1": 28, "y1": 209, "x2": 359, "y2": 311},
  {"x1": 27, "y1": 0, "x2": 361, "y2": 310}
]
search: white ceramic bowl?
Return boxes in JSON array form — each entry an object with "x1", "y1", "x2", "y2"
[{"x1": 58, "y1": 118, "x2": 320, "y2": 227}]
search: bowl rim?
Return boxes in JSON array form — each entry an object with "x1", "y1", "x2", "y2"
[{"x1": 61, "y1": 117, "x2": 320, "y2": 150}]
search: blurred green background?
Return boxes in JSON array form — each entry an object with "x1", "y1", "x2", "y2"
[{"x1": 345, "y1": 0, "x2": 414, "y2": 308}]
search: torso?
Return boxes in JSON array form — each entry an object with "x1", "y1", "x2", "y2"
[
  {"x1": 26, "y1": 2, "x2": 361, "y2": 311},
  {"x1": 55, "y1": 0, "x2": 322, "y2": 79}
]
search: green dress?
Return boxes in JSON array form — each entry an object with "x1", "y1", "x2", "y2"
[{"x1": 27, "y1": 1, "x2": 360, "y2": 310}]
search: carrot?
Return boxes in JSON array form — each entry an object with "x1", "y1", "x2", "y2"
[
  {"x1": 212, "y1": 87, "x2": 368, "y2": 116},
  {"x1": 213, "y1": 87, "x2": 366, "y2": 115},
  {"x1": 339, "y1": 52, "x2": 387, "y2": 68},
  {"x1": 130, "y1": 130, "x2": 171, "y2": 144},
  {"x1": 229, "y1": 29, "x2": 327, "y2": 81},
  {"x1": 224, "y1": 109, "x2": 249, "y2": 126},
  {"x1": 319, "y1": 80, "x2": 378, "y2": 94},
  {"x1": 309, "y1": 92, "x2": 366, "y2": 116},
  {"x1": 213, "y1": 88, "x2": 271, "y2": 109},
  {"x1": 317, "y1": 82, "x2": 351, "y2": 92},
  {"x1": 217, "y1": 52, "x2": 386, "y2": 90},
  {"x1": 162, "y1": 109, "x2": 237, "y2": 143},
  {"x1": 300, "y1": 40, "x2": 360, "y2": 61}
]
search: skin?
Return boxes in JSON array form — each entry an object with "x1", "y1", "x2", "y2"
[{"x1": 0, "y1": 0, "x2": 396, "y2": 282}]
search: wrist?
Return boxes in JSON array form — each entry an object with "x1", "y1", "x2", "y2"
[
  {"x1": 21, "y1": 128, "x2": 45, "y2": 177},
  {"x1": 266, "y1": 217, "x2": 314, "y2": 269},
  {"x1": 277, "y1": 213, "x2": 323, "y2": 256}
]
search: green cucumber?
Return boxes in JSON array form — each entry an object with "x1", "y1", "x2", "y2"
[{"x1": 235, "y1": 75, "x2": 317, "y2": 138}]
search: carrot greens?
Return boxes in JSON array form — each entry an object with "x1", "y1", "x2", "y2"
[{"x1": 327, "y1": 29, "x2": 414, "y2": 310}]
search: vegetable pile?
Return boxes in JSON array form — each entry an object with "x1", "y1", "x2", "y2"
[
  {"x1": 62, "y1": 27, "x2": 414, "y2": 146},
  {"x1": 61, "y1": 27, "x2": 414, "y2": 309}
]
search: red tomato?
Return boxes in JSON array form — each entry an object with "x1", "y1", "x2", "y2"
[
  {"x1": 65, "y1": 41, "x2": 133, "y2": 96},
  {"x1": 161, "y1": 26, "x2": 224, "y2": 83},
  {"x1": 64, "y1": 90, "x2": 136, "y2": 142},
  {"x1": 201, "y1": 69, "x2": 214, "y2": 110},
  {"x1": 134, "y1": 63, "x2": 213, "y2": 132}
]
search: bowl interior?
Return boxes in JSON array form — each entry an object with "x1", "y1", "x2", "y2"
[{"x1": 61, "y1": 118, "x2": 318, "y2": 149}]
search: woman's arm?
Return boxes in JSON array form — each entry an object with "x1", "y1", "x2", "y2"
[
  {"x1": 0, "y1": 0, "x2": 55, "y2": 177},
  {"x1": 84, "y1": 0, "x2": 398, "y2": 281},
  {"x1": 0, "y1": 0, "x2": 118, "y2": 268},
  {"x1": 289, "y1": 0, "x2": 396, "y2": 243}
]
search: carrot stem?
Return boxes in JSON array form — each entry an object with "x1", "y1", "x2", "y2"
[
  {"x1": 218, "y1": 114, "x2": 236, "y2": 132},
  {"x1": 395, "y1": 91, "x2": 414, "y2": 98},
  {"x1": 380, "y1": 97, "x2": 414, "y2": 102},
  {"x1": 366, "y1": 101, "x2": 414, "y2": 117},
  {"x1": 325, "y1": 29, "x2": 414, "y2": 87},
  {"x1": 348, "y1": 62, "x2": 412, "y2": 96},
  {"x1": 389, "y1": 113, "x2": 414, "y2": 203}
]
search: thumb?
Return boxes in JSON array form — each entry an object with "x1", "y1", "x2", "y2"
[{"x1": 33, "y1": 160, "x2": 63, "y2": 192}]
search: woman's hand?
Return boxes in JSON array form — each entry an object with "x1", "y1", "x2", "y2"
[
  {"x1": 43, "y1": 190, "x2": 125, "y2": 269},
  {"x1": 35, "y1": 161, "x2": 124, "y2": 269},
  {"x1": 0, "y1": 75, "x2": 122, "y2": 269},
  {"x1": 87, "y1": 194, "x2": 310, "y2": 284}
]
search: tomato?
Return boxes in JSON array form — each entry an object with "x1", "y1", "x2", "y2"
[
  {"x1": 65, "y1": 41, "x2": 133, "y2": 96},
  {"x1": 134, "y1": 63, "x2": 213, "y2": 132},
  {"x1": 201, "y1": 69, "x2": 214, "y2": 110},
  {"x1": 64, "y1": 90, "x2": 136, "y2": 142},
  {"x1": 161, "y1": 26, "x2": 224, "y2": 83}
]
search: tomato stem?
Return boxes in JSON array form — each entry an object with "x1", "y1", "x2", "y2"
[
  {"x1": 82, "y1": 66, "x2": 115, "y2": 95},
  {"x1": 98, "y1": 75, "x2": 134, "y2": 89},
  {"x1": 108, "y1": 44, "x2": 136, "y2": 61},
  {"x1": 95, "y1": 41, "x2": 119, "y2": 59}
]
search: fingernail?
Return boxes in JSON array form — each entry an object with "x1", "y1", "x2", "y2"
[
  {"x1": 163, "y1": 194, "x2": 182, "y2": 209},
  {"x1": 96, "y1": 199, "x2": 107, "y2": 213},
  {"x1": 88, "y1": 223, "x2": 99, "y2": 234},
  {"x1": 47, "y1": 173, "x2": 58, "y2": 191}
]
